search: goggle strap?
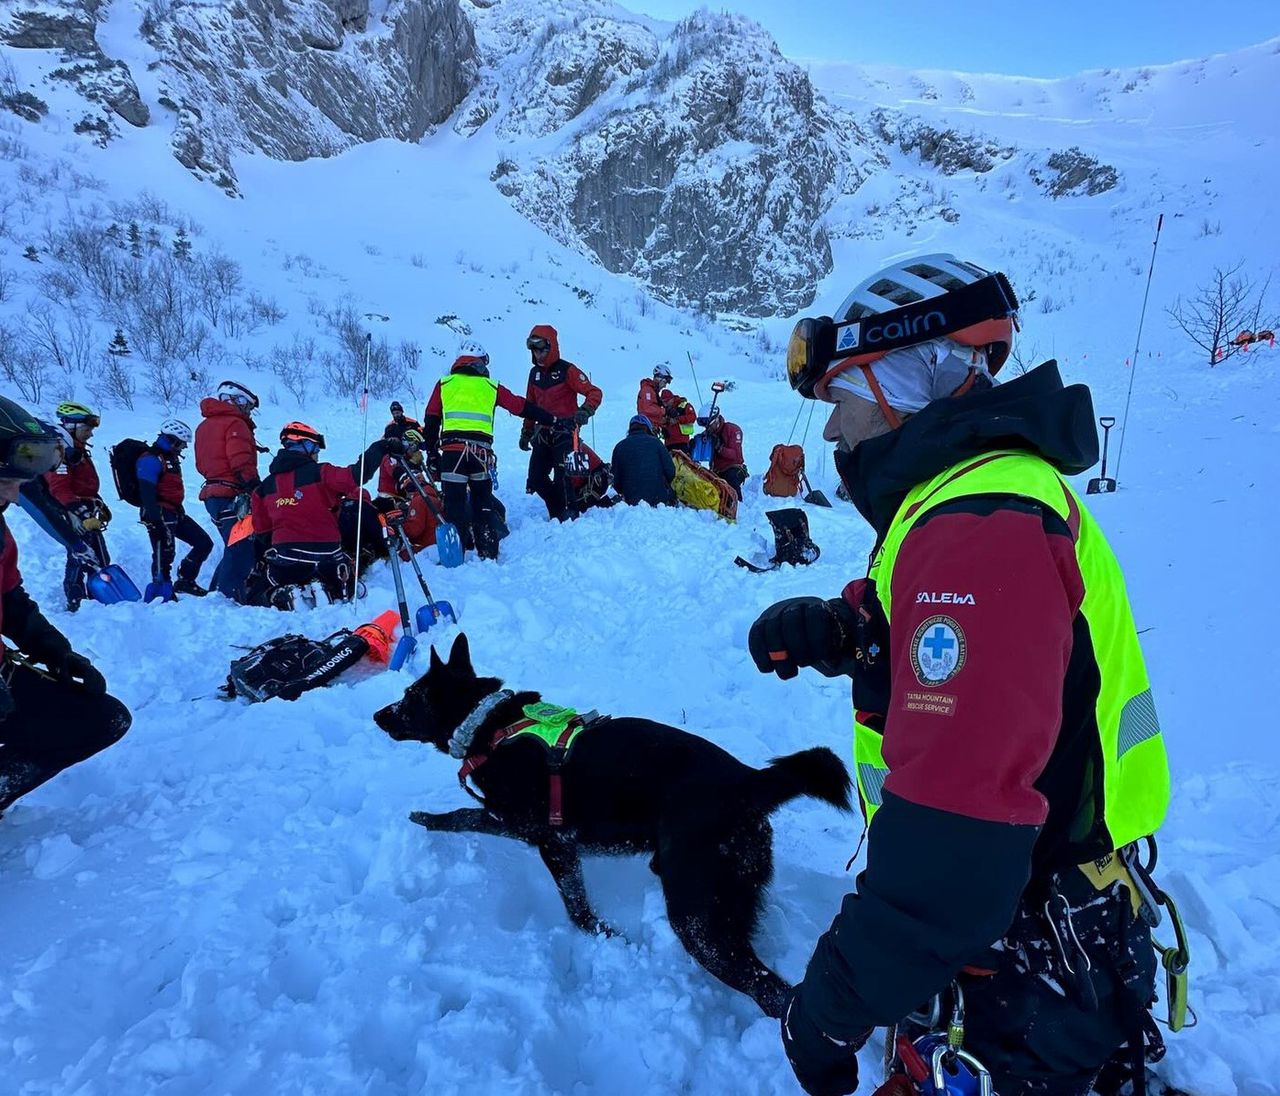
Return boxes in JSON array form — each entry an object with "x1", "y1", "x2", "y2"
[{"x1": 829, "y1": 274, "x2": 1019, "y2": 362}]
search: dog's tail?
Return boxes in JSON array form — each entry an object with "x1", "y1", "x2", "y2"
[{"x1": 753, "y1": 747, "x2": 852, "y2": 814}]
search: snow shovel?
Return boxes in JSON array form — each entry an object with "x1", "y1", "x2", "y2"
[
  {"x1": 397, "y1": 456, "x2": 464, "y2": 568},
  {"x1": 87, "y1": 563, "x2": 142, "y2": 603},
  {"x1": 801, "y1": 473, "x2": 832, "y2": 508},
  {"x1": 388, "y1": 518, "x2": 457, "y2": 632},
  {"x1": 385, "y1": 538, "x2": 418, "y2": 671},
  {"x1": 1087, "y1": 417, "x2": 1117, "y2": 495}
]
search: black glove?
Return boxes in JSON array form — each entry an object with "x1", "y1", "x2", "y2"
[
  {"x1": 56, "y1": 652, "x2": 107, "y2": 695},
  {"x1": 383, "y1": 436, "x2": 408, "y2": 457},
  {"x1": 780, "y1": 987, "x2": 866, "y2": 1096},
  {"x1": 0, "y1": 676, "x2": 14, "y2": 723},
  {"x1": 573, "y1": 407, "x2": 592, "y2": 426},
  {"x1": 518, "y1": 429, "x2": 533, "y2": 452},
  {"x1": 748, "y1": 596, "x2": 857, "y2": 680}
]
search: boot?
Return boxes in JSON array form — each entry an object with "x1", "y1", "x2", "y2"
[{"x1": 174, "y1": 577, "x2": 209, "y2": 597}]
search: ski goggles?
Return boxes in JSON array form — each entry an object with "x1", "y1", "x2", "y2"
[
  {"x1": 0, "y1": 431, "x2": 64, "y2": 481},
  {"x1": 526, "y1": 336, "x2": 551, "y2": 352},
  {"x1": 786, "y1": 273, "x2": 1020, "y2": 399}
]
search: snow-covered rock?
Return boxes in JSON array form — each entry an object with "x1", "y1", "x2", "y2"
[{"x1": 142, "y1": 0, "x2": 479, "y2": 193}]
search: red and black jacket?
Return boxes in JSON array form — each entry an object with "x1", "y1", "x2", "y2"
[
  {"x1": 710, "y1": 420, "x2": 744, "y2": 472},
  {"x1": 43, "y1": 446, "x2": 101, "y2": 505},
  {"x1": 0, "y1": 517, "x2": 71, "y2": 667},
  {"x1": 798, "y1": 363, "x2": 1109, "y2": 1040},
  {"x1": 523, "y1": 324, "x2": 602, "y2": 431},
  {"x1": 251, "y1": 449, "x2": 371, "y2": 547}
]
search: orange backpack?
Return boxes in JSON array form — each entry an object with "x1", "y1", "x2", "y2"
[{"x1": 763, "y1": 444, "x2": 805, "y2": 498}]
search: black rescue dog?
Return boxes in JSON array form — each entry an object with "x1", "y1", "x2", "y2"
[{"x1": 373, "y1": 633, "x2": 851, "y2": 1018}]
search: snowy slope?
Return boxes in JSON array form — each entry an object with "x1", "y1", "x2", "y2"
[{"x1": 1, "y1": 13, "x2": 1280, "y2": 1096}]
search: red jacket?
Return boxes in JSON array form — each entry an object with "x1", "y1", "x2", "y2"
[
  {"x1": 195, "y1": 398, "x2": 259, "y2": 500},
  {"x1": 251, "y1": 451, "x2": 359, "y2": 546},
  {"x1": 659, "y1": 389, "x2": 697, "y2": 448},
  {"x1": 1, "y1": 525, "x2": 19, "y2": 647},
  {"x1": 710, "y1": 421, "x2": 745, "y2": 472},
  {"x1": 43, "y1": 448, "x2": 100, "y2": 505},
  {"x1": 377, "y1": 454, "x2": 399, "y2": 496},
  {"x1": 523, "y1": 325, "x2": 602, "y2": 426},
  {"x1": 636, "y1": 378, "x2": 665, "y2": 429}
]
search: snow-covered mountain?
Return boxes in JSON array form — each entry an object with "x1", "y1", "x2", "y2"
[
  {"x1": 1, "y1": 5, "x2": 1279, "y2": 1094},
  {"x1": 8, "y1": 0, "x2": 1273, "y2": 317}
]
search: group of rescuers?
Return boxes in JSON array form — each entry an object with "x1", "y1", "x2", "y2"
[{"x1": 3, "y1": 253, "x2": 1174, "y2": 1096}]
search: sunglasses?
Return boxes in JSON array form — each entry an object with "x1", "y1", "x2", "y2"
[{"x1": 0, "y1": 433, "x2": 64, "y2": 481}]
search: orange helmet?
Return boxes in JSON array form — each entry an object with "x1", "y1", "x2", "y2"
[{"x1": 280, "y1": 421, "x2": 325, "y2": 449}]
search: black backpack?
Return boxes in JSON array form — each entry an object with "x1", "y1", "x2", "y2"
[
  {"x1": 109, "y1": 438, "x2": 150, "y2": 507},
  {"x1": 223, "y1": 630, "x2": 369, "y2": 703},
  {"x1": 734, "y1": 509, "x2": 821, "y2": 573}
]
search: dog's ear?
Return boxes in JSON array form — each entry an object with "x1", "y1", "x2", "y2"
[
  {"x1": 428, "y1": 644, "x2": 446, "y2": 675},
  {"x1": 447, "y1": 632, "x2": 474, "y2": 678}
]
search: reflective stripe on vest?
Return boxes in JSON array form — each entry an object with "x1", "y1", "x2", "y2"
[
  {"x1": 854, "y1": 449, "x2": 1169, "y2": 851},
  {"x1": 440, "y1": 375, "x2": 498, "y2": 437}
]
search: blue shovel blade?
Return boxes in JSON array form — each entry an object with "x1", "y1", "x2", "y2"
[
  {"x1": 436, "y1": 523, "x2": 464, "y2": 568},
  {"x1": 87, "y1": 565, "x2": 143, "y2": 604},
  {"x1": 416, "y1": 600, "x2": 457, "y2": 633},
  {"x1": 389, "y1": 633, "x2": 418, "y2": 672}
]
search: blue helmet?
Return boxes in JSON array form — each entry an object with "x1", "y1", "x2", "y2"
[{"x1": 629, "y1": 414, "x2": 655, "y2": 433}]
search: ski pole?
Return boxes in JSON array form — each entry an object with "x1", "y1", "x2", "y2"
[
  {"x1": 685, "y1": 351, "x2": 704, "y2": 403},
  {"x1": 1112, "y1": 214, "x2": 1164, "y2": 486},
  {"x1": 351, "y1": 333, "x2": 373, "y2": 616}
]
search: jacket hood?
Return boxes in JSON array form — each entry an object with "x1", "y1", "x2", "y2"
[
  {"x1": 269, "y1": 448, "x2": 318, "y2": 476},
  {"x1": 200, "y1": 397, "x2": 251, "y2": 422},
  {"x1": 529, "y1": 323, "x2": 560, "y2": 364},
  {"x1": 839, "y1": 360, "x2": 1099, "y2": 535}
]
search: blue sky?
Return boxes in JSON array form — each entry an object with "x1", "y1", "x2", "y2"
[{"x1": 627, "y1": 1, "x2": 1280, "y2": 76}]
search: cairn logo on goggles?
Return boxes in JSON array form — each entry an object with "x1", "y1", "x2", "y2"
[
  {"x1": 865, "y1": 310, "x2": 945, "y2": 346},
  {"x1": 835, "y1": 323, "x2": 860, "y2": 352},
  {"x1": 916, "y1": 591, "x2": 976, "y2": 606}
]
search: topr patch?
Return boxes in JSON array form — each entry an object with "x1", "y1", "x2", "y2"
[{"x1": 910, "y1": 615, "x2": 966, "y2": 687}]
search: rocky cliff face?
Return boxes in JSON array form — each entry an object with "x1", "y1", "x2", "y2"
[
  {"x1": 471, "y1": 7, "x2": 873, "y2": 316},
  {"x1": 142, "y1": 0, "x2": 479, "y2": 194},
  {"x1": 0, "y1": 0, "x2": 149, "y2": 144},
  {"x1": 1, "y1": 0, "x2": 478, "y2": 192}
]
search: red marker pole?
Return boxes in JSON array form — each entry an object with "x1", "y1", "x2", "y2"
[{"x1": 1112, "y1": 213, "x2": 1164, "y2": 488}]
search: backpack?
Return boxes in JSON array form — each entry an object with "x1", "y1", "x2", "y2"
[
  {"x1": 763, "y1": 444, "x2": 805, "y2": 498},
  {"x1": 109, "y1": 438, "x2": 150, "y2": 507},
  {"x1": 223, "y1": 630, "x2": 370, "y2": 702},
  {"x1": 734, "y1": 509, "x2": 821, "y2": 573},
  {"x1": 671, "y1": 451, "x2": 737, "y2": 521}
]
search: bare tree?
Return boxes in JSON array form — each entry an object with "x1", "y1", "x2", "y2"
[
  {"x1": 270, "y1": 335, "x2": 318, "y2": 407},
  {"x1": 193, "y1": 251, "x2": 242, "y2": 327},
  {"x1": 1166, "y1": 261, "x2": 1275, "y2": 366},
  {"x1": 88, "y1": 350, "x2": 137, "y2": 410},
  {"x1": 0, "y1": 320, "x2": 50, "y2": 402}
]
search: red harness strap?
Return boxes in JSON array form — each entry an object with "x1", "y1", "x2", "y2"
[{"x1": 457, "y1": 717, "x2": 583, "y2": 827}]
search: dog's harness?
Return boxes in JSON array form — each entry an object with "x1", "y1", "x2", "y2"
[{"x1": 453, "y1": 691, "x2": 598, "y2": 827}]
